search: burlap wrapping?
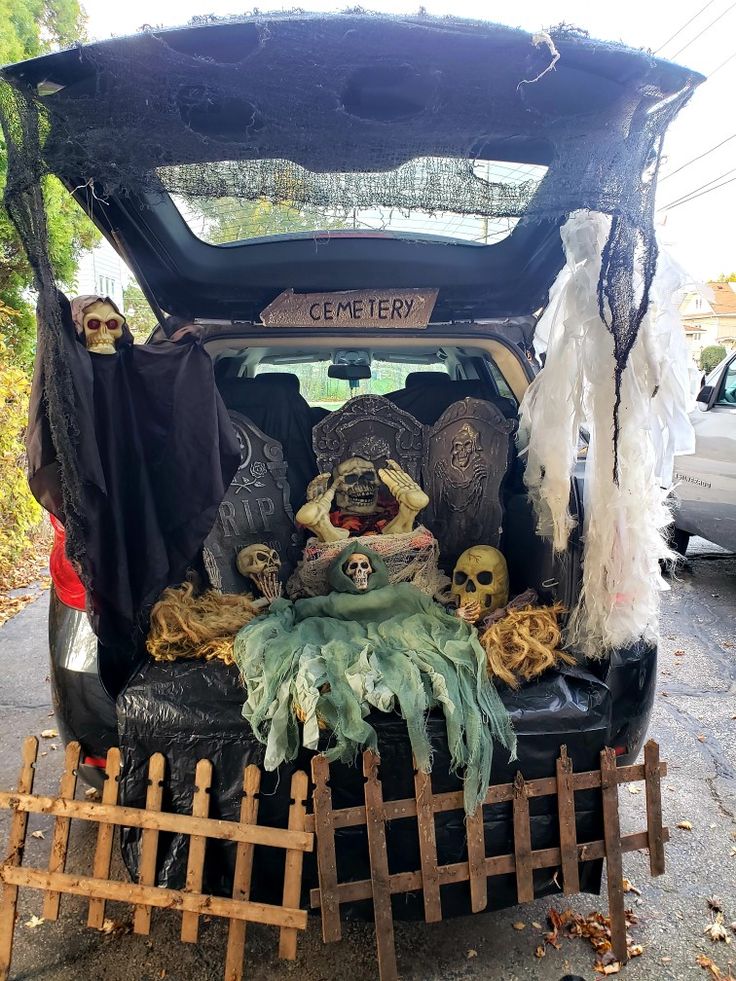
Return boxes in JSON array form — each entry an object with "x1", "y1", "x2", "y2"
[{"x1": 286, "y1": 526, "x2": 448, "y2": 600}]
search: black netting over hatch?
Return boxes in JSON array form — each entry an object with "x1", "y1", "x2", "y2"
[{"x1": 0, "y1": 13, "x2": 701, "y2": 589}]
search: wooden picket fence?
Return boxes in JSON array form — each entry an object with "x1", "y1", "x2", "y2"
[
  {"x1": 0, "y1": 737, "x2": 668, "y2": 981},
  {"x1": 0, "y1": 738, "x2": 313, "y2": 981},
  {"x1": 307, "y1": 741, "x2": 668, "y2": 981}
]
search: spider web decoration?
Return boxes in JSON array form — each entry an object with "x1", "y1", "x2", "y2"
[{"x1": 0, "y1": 12, "x2": 701, "y2": 598}]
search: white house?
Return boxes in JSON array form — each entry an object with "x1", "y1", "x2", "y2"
[
  {"x1": 74, "y1": 238, "x2": 127, "y2": 313},
  {"x1": 679, "y1": 281, "x2": 736, "y2": 357}
]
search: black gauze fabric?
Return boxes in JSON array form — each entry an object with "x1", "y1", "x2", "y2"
[{"x1": 26, "y1": 293, "x2": 241, "y2": 652}]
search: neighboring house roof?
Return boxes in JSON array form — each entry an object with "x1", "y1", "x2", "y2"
[{"x1": 707, "y1": 282, "x2": 736, "y2": 314}]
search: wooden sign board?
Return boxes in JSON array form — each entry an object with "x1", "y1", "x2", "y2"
[{"x1": 260, "y1": 288, "x2": 438, "y2": 329}]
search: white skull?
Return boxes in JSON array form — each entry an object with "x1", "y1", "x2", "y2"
[
  {"x1": 236, "y1": 544, "x2": 282, "y2": 601},
  {"x1": 451, "y1": 546, "x2": 509, "y2": 622},
  {"x1": 81, "y1": 299, "x2": 125, "y2": 355},
  {"x1": 344, "y1": 552, "x2": 373, "y2": 591},
  {"x1": 332, "y1": 457, "x2": 380, "y2": 515}
]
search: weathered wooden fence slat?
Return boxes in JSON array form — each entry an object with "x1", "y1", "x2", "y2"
[
  {"x1": 43, "y1": 741, "x2": 81, "y2": 921},
  {"x1": 133, "y1": 752, "x2": 166, "y2": 935},
  {"x1": 363, "y1": 751, "x2": 398, "y2": 981},
  {"x1": 413, "y1": 765, "x2": 442, "y2": 922},
  {"x1": 181, "y1": 759, "x2": 213, "y2": 943},
  {"x1": 311, "y1": 754, "x2": 342, "y2": 943},
  {"x1": 0, "y1": 736, "x2": 38, "y2": 981},
  {"x1": 224, "y1": 765, "x2": 261, "y2": 981},
  {"x1": 87, "y1": 747, "x2": 122, "y2": 929},
  {"x1": 556, "y1": 745, "x2": 580, "y2": 895}
]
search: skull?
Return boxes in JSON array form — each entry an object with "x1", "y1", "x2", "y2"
[
  {"x1": 236, "y1": 544, "x2": 282, "y2": 601},
  {"x1": 80, "y1": 299, "x2": 126, "y2": 355},
  {"x1": 451, "y1": 546, "x2": 508, "y2": 622},
  {"x1": 344, "y1": 552, "x2": 373, "y2": 591},
  {"x1": 332, "y1": 457, "x2": 380, "y2": 515},
  {"x1": 451, "y1": 423, "x2": 481, "y2": 472}
]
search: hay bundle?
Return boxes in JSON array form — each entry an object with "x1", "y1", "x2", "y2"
[
  {"x1": 480, "y1": 602, "x2": 576, "y2": 688},
  {"x1": 146, "y1": 582, "x2": 260, "y2": 666}
]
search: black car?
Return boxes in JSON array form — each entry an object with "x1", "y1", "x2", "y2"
[{"x1": 3, "y1": 14, "x2": 699, "y2": 911}]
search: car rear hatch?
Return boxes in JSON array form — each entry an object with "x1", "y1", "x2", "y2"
[{"x1": 2, "y1": 15, "x2": 701, "y2": 323}]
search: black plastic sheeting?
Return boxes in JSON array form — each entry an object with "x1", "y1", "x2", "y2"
[{"x1": 118, "y1": 660, "x2": 613, "y2": 918}]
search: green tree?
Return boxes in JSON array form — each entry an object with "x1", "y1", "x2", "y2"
[
  {"x1": 699, "y1": 344, "x2": 727, "y2": 374},
  {"x1": 123, "y1": 280, "x2": 158, "y2": 342},
  {"x1": 189, "y1": 195, "x2": 349, "y2": 244},
  {"x1": 716, "y1": 272, "x2": 736, "y2": 283},
  {"x1": 0, "y1": 0, "x2": 99, "y2": 371}
]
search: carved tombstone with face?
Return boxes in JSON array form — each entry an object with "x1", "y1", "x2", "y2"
[
  {"x1": 451, "y1": 423, "x2": 482, "y2": 472},
  {"x1": 451, "y1": 546, "x2": 509, "y2": 622},
  {"x1": 332, "y1": 456, "x2": 380, "y2": 515},
  {"x1": 344, "y1": 552, "x2": 373, "y2": 591},
  {"x1": 79, "y1": 298, "x2": 126, "y2": 354}
]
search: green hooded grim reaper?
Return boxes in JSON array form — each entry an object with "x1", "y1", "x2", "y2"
[{"x1": 234, "y1": 543, "x2": 516, "y2": 813}]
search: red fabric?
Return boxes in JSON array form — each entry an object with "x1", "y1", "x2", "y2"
[
  {"x1": 49, "y1": 515, "x2": 86, "y2": 610},
  {"x1": 329, "y1": 496, "x2": 399, "y2": 536}
]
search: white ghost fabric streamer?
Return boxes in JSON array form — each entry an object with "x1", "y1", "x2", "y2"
[{"x1": 519, "y1": 211, "x2": 695, "y2": 657}]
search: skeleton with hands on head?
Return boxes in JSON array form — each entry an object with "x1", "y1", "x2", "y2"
[{"x1": 296, "y1": 456, "x2": 429, "y2": 543}]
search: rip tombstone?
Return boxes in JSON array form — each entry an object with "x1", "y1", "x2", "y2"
[{"x1": 203, "y1": 411, "x2": 299, "y2": 593}]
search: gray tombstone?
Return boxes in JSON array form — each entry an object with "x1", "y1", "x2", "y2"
[
  {"x1": 203, "y1": 411, "x2": 300, "y2": 593},
  {"x1": 313, "y1": 394, "x2": 424, "y2": 482},
  {"x1": 423, "y1": 398, "x2": 517, "y2": 564}
]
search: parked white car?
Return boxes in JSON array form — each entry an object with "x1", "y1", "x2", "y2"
[{"x1": 672, "y1": 352, "x2": 736, "y2": 553}]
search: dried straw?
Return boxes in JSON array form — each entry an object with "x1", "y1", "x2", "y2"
[
  {"x1": 480, "y1": 602, "x2": 576, "y2": 688},
  {"x1": 146, "y1": 582, "x2": 259, "y2": 666}
]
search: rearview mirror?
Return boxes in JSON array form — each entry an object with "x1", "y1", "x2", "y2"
[{"x1": 328, "y1": 364, "x2": 371, "y2": 381}]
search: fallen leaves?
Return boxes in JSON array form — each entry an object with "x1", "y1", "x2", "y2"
[
  {"x1": 697, "y1": 953, "x2": 736, "y2": 980},
  {"x1": 85, "y1": 787, "x2": 101, "y2": 800},
  {"x1": 677, "y1": 820, "x2": 693, "y2": 831},
  {"x1": 24, "y1": 914, "x2": 44, "y2": 929},
  {"x1": 541, "y1": 907, "x2": 643, "y2": 972},
  {"x1": 100, "y1": 919, "x2": 132, "y2": 937},
  {"x1": 466, "y1": 949, "x2": 477, "y2": 959},
  {"x1": 622, "y1": 878, "x2": 642, "y2": 896},
  {"x1": 705, "y1": 913, "x2": 732, "y2": 944},
  {"x1": 0, "y1": 593, "x2": 36, "y2": 627},
  {"x1": 40, "y1": 729, "x2": 58, "y2": 739},
  {"x1": 30, "y1": 830, "x2": 45, "y2": 840},
  {"x1": 512, "y1": 921, "x2": 526, "y2": 930},
  {"x1": 674, "y1": 649, "x2": 686, "y2": 656}
]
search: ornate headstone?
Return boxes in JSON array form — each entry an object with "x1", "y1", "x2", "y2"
[
  {"x1": 313, "y1": 395, "x2": 425, "y2": 481},
  {"x1": 203, "y1": 411, "x2": 300, "y2": 593},
  {"x1": 423, "y1": 398, "x2": 517, "y2": 564}
]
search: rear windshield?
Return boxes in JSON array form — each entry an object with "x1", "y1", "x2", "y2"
[
  {"x1": 256, "y1": 360, "x2": 447, "y2": 409},
  {"x1": 160, "y1": 156, "x2": 548, "y2": 246}
]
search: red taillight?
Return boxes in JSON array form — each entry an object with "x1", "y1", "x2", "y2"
[
  {"x1": 82, "y1": 754, "x2": 107, "y2": 769},
  {"x1": 49, "y1": 514, "x2": 86, "y2": 611},
  {"x1": 613, "y1": 745, "x2": 628, "y2": 757}
]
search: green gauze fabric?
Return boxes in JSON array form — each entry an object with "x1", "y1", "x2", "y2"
[{"x1": 234, "y1": 544, "x2": 516, "y2": 814}]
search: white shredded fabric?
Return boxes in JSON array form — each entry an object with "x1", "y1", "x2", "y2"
[{"x1": 519, "y1": 211, "x2": 695, "y2": 657}]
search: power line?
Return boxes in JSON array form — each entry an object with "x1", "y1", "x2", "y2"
[
  {"x1": 654, "y1": 0, "x2": 718, "y2": 54},
  {"x1": 669, "y1": 0, "x2": 736, "y2": 59},
  {"x1": 708, "y1": 47, "x2": 736, "y2": 78},
  {"x1": 660, "y1": 165, "x2": 736, "y2": 208},
  {"x1": 660, "y1": 131, "x2": 736, "y2": 181},
  {"x1": 660, "y1": 170, "x2": 736, "y2": 210}
]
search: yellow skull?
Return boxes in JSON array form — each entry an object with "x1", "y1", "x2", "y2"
[
  {"x1": 82, "y1": 299, "x2": 125, "y2": 355},
  {"x1": 451, "y1": 546, "x2": 509, "y2": 620}
]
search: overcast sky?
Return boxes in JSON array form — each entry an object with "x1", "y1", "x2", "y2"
[{"x1": 82, "y1": 0, "x2": 736, "y2": 280}]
